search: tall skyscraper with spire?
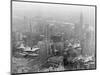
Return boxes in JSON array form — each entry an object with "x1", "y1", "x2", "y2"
[
  {"x1": 79, "y1": 11, "x2": 84, "y2": 39},
  {"x1": 79, "y1": 11, "x2": 83, "y2": 27},
  {"x1": 74, "y1": 11, "x2": 84, "y2": 40}
]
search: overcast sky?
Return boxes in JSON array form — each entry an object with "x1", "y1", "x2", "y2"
[{"x1": 12, "y1": 1, "x2": 95, "y2": 31}]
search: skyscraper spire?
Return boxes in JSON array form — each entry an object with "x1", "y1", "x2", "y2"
[{"x1": 80, "y1": 11, "x2": 83, "y2": 26}]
